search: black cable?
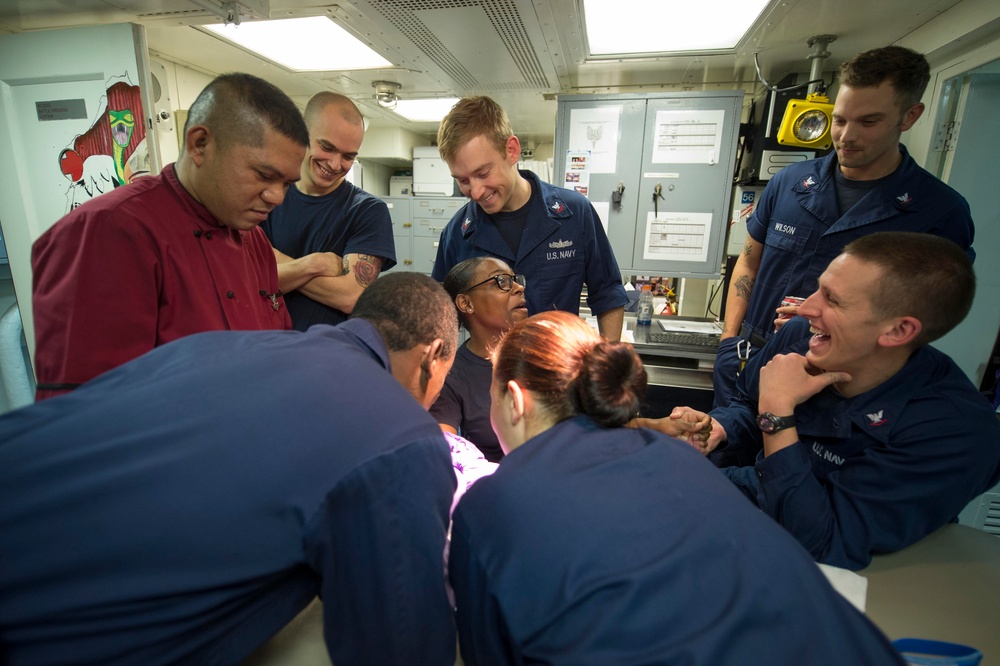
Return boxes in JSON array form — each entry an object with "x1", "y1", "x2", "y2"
[
  {"x1": 705, "y1": 277, "x2": 724, "y2": 319},
  {"x1": 753, "y1": 52, "x2": 829, "y2": 93}
]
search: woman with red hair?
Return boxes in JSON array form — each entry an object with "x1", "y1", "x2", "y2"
[{"x1": 448, "y1": 311, "x2": 904, "y2": 666}]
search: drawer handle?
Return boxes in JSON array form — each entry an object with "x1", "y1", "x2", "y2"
[{"x1": 403, "y1": 223, "x2": 412, "y2": 228}]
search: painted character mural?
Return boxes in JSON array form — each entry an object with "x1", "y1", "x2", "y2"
[{"x1": 60, "y1": 77, "x2": 150, "y2": 211}]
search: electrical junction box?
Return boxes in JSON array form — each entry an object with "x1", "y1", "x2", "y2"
[
  {"x1": 412, "y1": 146, "x2": 455, "y2": 196},
  {"x1": 726, "y1": 185, "x2": 765, "y2": 256},
  {"x1": 553, "y1": 91, "x2": 743, "y2": 279}
]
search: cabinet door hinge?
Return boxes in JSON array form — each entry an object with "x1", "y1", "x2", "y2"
[{"x1": 934, "y1": 119, "x2": 961, "y2": 153}]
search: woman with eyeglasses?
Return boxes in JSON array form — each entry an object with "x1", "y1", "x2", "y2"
[
  {"x1": 448, "y1": 311, "x2": 905, "y2": 665},
  {"x1": 431, "y1": 256, "x2": 528, "y2": 462}
]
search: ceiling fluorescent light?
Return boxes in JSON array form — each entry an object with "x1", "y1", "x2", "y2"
[
  {"x1": 202, "y1": 16, "x2": 391, "y2": 72},
  {"x1": 583, "y1": 0, "x2": 772, "y2": 56},
  {"x1": 391, "y1": 98, "x2": 460, "y2": 123}
]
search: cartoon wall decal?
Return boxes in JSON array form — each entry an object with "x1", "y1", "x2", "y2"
[{"x1": 60, "y1": 76, "x2": 150, "y2": 211}]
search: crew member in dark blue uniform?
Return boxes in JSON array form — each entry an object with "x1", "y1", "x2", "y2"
[
  {"x1": 450, "y1": 310, "x2": 905, "y2": 665},
  {"x1": 680, "y1": 233, "x2": 1000, "y2": 570},
  {"x1": 714, "y1": 46, "x2": 975, "y2": 436},
  {"x1": 0, "y1": 273, "x2": 457, "y2": 666},
  {"x1": 431, "y1": 96, "x2": 628, "y2": 341},
  {"x1": 264, "y1": 92, "x2": 396, "y2": 331}
]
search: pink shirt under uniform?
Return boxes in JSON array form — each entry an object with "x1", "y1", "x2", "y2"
[{"x1": 32, "y1": 164, "x2": 291, "y2": 401}]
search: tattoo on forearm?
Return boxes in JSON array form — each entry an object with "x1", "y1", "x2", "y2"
[
  {"x1": 352, "y1": 254, "x2": 382, "y2": 287},
  {"x1": 742, "y1": 238, "x2": 754, "y2": 258},
  {"x1": 339, "y1": 259, "x2": 350, "y2": 277},
  {"x1": 735, "y1": 275, "x2": 754, "y2": 301}
]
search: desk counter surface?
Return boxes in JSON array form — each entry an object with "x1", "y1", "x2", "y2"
[
  {"x1": 621, "y1": 315, "x2": 719, "y2": 392},
  {"x1": 862, "y1": 524, "x2": 1000, "y2": 662}
]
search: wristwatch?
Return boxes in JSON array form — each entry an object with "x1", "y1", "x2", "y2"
[{"x1": 756, "y1": 412, "x2": 796, "y2": 434}]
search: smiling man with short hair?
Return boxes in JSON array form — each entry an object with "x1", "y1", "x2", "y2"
[
  {"x1": 263, "y1": 92, "x2": 397, "y2": 330},
  {"x1": 682, "y1": 232, "x2": 1000, "y2": 570},
  {"x1": 431, "y1": 96, "x2": 628, "y2": 341}
]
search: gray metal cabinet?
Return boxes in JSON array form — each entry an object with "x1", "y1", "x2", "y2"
[
  {"x1": 382, "y1": 196, "x2": 467, "y2": 275},
  {"x1": 554, "y1": 91, "x2": 743, "y2": 278},
  {"x1": 383, "y1": 196, "x2": 416, "y2": 272},
  {"x1": 413, "y1": 197, "x2": 464, "y2": 275}
]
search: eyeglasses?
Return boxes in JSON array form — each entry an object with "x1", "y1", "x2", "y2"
[{"x1": 463, "y1": 273, "x2": 526, "y2": 293}]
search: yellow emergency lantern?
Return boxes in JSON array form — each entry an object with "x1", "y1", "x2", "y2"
[{"x1": 777, "y1": 92, "x2": 834, "y2": 150}]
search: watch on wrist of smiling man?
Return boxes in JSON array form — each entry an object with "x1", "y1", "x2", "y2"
[{"x1": 756, "y1": 412, "x2": 796, "y2": 434}]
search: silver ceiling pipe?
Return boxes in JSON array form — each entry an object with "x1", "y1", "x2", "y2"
[{"x1": 806, "y1": 34, "x2": 837, "y2": 95}]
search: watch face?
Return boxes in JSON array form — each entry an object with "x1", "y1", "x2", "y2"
[{"x1": 757, "y1": 413, "x2": 776, "y2": 433}]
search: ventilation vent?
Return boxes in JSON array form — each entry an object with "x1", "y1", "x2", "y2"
[
  {"x1": 372, "y1": 0, "x2": 478, "y2": 89},
  {"x1": 480, "y1": 0, "x2": 548, "y2": 88},
  {"x1": 961, "y1": 491, "x2": 1000, "y2": 536},
  {"x1": 368, "y1": 0, "x2": 550, "y2": 91},
  {"x1": 984, "y1": 496, "x2": 1000, "y2": 536}
]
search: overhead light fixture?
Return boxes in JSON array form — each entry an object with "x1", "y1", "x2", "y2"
[
  {"x1": 201, "y1": 17, "x2": 392, "y2": 72},
  {"x1": 776, "y1": 35, "x2": 836, "y2": 150},
  {"x1": 582, "y1": 0, "x2": 772, "y2": 56},
  {"x1": 777, "y1": 93, "x2": 833, "y2": 149},
  {"x1": 373, "y1": 81, "x2": 402, "y2": 110},
  {"x1": 391, "y1": 98, "x2": 460, "y2": 123}
]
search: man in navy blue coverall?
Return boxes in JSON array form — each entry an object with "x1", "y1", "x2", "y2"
[
  {"x1": 0, "y1": 273, "x2": 458, "y2": 666},
  {"x1": 713, "y1": 46, "x2": 975, "y2": 440},
  {"x1": 655, "y1": 233, "x2": 1000, "y2": 570},
  {"x1": 431, "y1": 95, "x2": 628, "y2": 341}
]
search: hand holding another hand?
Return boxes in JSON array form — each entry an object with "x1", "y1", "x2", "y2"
[{"x1": 628, "y1": 406, "x2": 726, "y2": 455}]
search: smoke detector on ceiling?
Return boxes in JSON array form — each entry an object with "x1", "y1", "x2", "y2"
[{"x1": 372, "y1": 81, "x2": 402, "y2": 109}]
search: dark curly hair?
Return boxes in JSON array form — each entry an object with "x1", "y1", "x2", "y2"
[{"x1": 351, "y1": 273, "x2": 458, "y2": 359}]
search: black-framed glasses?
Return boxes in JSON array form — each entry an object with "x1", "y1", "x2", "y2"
[{"x1": 463, "y1": 273, "x2": 526, "y2": 293}]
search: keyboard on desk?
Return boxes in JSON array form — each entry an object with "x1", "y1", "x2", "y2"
[{"x1": 645, "y1": 330, "x2": 720, "y2": 348}]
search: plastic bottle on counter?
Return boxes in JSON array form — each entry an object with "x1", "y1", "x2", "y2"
[{"x1": 636, "y1": 285, "x2": 653, "y2": 325}]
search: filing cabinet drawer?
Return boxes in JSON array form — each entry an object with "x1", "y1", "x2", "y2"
[
  {"x1": 413, "y1": 217, "x2": 449, "y2": 238},
  {"x1": 413, "y1": 197, "x2": 464, "y2": 221},
  {"x1": 382, "y1": 197, "x2": 412, "y2": 235},
  {"x1": 392, "y1": 234, "x2": 418, "y2": 273},
  {"x1": 413, "y1": 235, "x2": 440, "y2": 274}
]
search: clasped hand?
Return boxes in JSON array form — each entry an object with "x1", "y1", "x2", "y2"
[{"x1": 628, "y1": 407, "x2": 721, "y2": 454}]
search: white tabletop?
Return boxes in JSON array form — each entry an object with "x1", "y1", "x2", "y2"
[{"x1": 862, "y1": 524, "x2": 1000, "y2": 661}]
